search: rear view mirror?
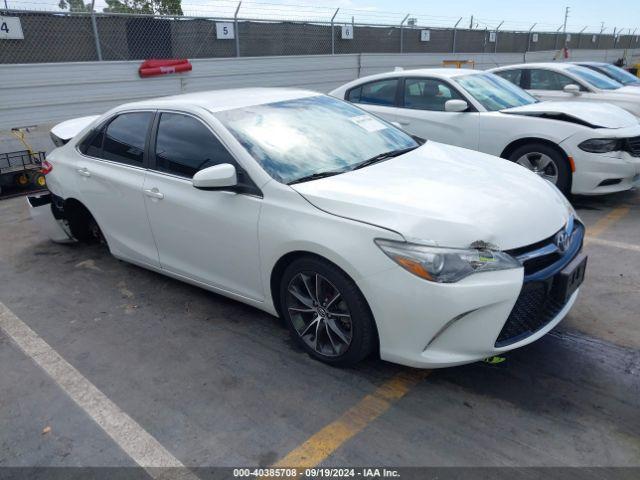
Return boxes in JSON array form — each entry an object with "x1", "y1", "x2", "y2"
[
  {"x1": 563, "y1": 84, "x2": 581, "y2": 95},
  {"x1": 444, "y1": 99, "x2": 469, "y2": 112},
  {"x1": 192, "y1": 163, "x2": 237, "y2": 190}
]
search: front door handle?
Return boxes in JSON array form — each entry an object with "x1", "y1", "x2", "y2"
[
  {"x1": 76, "y1": 167, "x2": 91, "y2": 177},
  {"x1": 397, "y1": 121, "x2": 410, "y2": 126},
  {"x1": 144, "y1": 188, "x2": 164, "y2": 200}
]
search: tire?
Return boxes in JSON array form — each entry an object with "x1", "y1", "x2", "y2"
[
  {"x1": 279, "y1": 256, "x2": 377, "y2": 367},
  {"x1": 31, "y1": 172, "x2": 46, "y2": 188},
  {"x1": 14, "y1": 173, "x2": 29, "y2": 187},
  {"x1": 508, "y1": 143, "x2": 571, "y2": 195},
  {"x1": 65, "y1": 203, "x2": 104, "y2": 244}
]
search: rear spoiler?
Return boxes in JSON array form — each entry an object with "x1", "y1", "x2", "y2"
[{"x1": 50, "y1": 115, "x2": 100, "y2": 147}]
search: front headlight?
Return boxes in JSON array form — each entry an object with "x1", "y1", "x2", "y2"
[
  {"x1": 578, "y1": 138, "x2": 622, "y2": 153},
  {"x1": 375, "y1": 239, "x2": 521, "y2": 283}
]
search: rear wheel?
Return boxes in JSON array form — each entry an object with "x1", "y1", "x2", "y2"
[
  {"x1": 279, "y1": 257, "x2": 376, "y2": 366},
  {"x1": 65, "y1": 203, "x2": 104, "y2": 244},
  {"x1": 508, "y1": 143, "x2": 570, "y2": 195}
]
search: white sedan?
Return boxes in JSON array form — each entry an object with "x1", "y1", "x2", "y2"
[
  {"x1": 330, "y1": 69, "x2": 640, "y2": 195},
  {"x1": 490, "y1": 62, "x2": 640, "y2": 116},
  {"x1": 31, "y1": 89, "x2": 586, "y2": 369},
  {"x1": 573, "y1": 61, "x2": 640, "y2": 88}
]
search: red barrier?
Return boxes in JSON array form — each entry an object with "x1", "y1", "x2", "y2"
[{"x1": 139, "y1": 59, "x2": 192, "y2": 77}]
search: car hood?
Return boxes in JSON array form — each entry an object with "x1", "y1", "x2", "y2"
[
  {"x1": 291, "y1": 142, "x2": 571, "y2": 250},
  {"x1": 617, "y1": 86, "x2": 640, "y2": 96},
  {"x1": 501, "y1": 101, "x2": 638, "y2": 129}
]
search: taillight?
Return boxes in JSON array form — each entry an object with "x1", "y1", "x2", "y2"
[{"x1": 41, "y1": 160, "x2": 53, "y2": 175}]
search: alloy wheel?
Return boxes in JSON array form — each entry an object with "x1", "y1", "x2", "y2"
[
  {"x1": 286, "y1": 272, "x2": 353, "y2": 357},
  {"x1": 515, "y1": 152, "x2": 559, "y2": 185}
]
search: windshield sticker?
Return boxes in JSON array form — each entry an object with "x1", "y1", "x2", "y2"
[{"x1": 349, "y1": 115, "x2": 388, "y2": 132}]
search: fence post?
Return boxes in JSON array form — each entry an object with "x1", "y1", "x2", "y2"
[
  {"x1": 554, "y1": 25, "x2": 561, "y2": 51},
  {"x1": 577, "y1": 26, "x2": 586, "y2": 49},
  {"x1": 234, "y1": 2, "x2": 241, "y2": 57},
  {"x1": 399, "y1": 14, "x2": 409, "y2": 53},
  {"x1": 331, "y1": 8, "x2": 339, "y2": 55},
  {"x1": 526, "y1": 23, "x2": 536, "y2": 56},
  {"x1": 452, "y1": 17, "x2": 462, "y2": 53},
  {"x1": 89, "y1": 1, "x2": 102, "y2": 61},
  {"x1": 494, "y1": 21, "x2": 503, "y2": 54}
]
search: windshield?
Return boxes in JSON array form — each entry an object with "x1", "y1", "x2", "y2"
[
  {"x1": 593, "y1": 64, "x2": 640, "y2": 86},
  {"x1": 455, "y1": 73, "x2": 538, "y2": 111},
  {"x1": 214, "y1": 95, "x2": 418, "y2": 184},
  {"x1": 566, "y1": 66, "x2": 622, "y2": 90}
]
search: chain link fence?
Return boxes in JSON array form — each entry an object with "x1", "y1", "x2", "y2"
[{"x1": 2, "y1": 8, "x2": 640, "y2": 64}]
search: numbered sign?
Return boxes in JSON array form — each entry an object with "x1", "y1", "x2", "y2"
[
  {"x1": 532, "y1": 33, "x2": 538, "y2": 43},
  {"x1": 489, "y1": 31, "x2": 496, "y2": 43},
  {"x1": 0, "y1": 16, "x2": 24, "y2": 40},
  {"x1": 216, "y1": 22, "x2": 235, "y2": 40},
  {"x1": 566, "y1": 33, "x2": 571, "y2": 42},
  {"x1": 592, "y1": 35, "x2": 597, "y2": 43},
  {"x1": 341, "y1": 25, "x2": 353, "y2": 40},
  {"x1": 420, "y1": 30, "x2": 431, "y2": 42}
]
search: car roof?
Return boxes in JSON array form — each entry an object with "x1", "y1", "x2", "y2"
[
  {"x1": 573, "y1": 61, "x2": 608, "y2": 67},
  {"x1": 116, "y1": 88, "x2": 319, "y2": 114},
  {"x1": 493, "y1": 62, "x2": 577, "y2": 71},
  {"x1": 386, "y1": 68, "x2": 483, "y2": 79}
]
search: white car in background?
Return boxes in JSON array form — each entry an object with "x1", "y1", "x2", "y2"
[
  {"x1": 573, "y1": 61, "x2": 640, "y2": 88},
  {"x1": 490, "y1": 63, "x2": 640, "y2": 117},
  {"x1": 30, "y1": 89, "x2": 586, "y2": 369},
  {"x1": 330, "y1": 69, "x2": 640, "y2": 195}
]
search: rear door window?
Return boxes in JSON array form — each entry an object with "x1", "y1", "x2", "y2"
[
  {"x1": 80, "y1": 112, "x2": 152, "y2": 166},
  {"x1": 494, "y1": 69, "x2": 523, "y2": 87},
  {"x1": 347, "y1": 79, "x2": 399, "y2": 106}
]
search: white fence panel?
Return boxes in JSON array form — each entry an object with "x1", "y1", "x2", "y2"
[{"x1": 2, "y1": 50, "x2": 640, "y2": 130}]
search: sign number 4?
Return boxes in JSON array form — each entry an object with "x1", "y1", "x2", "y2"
[{"x1": 0, "y1": 16, "x2": 25, "y2": 40}]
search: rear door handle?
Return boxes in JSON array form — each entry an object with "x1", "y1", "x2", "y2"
[
  {"x1": 144, "y1": 188, "x2": 164, "y2": 200},
  {"x1": 76, "y1": 167, "x2": 91, "y2": 177},
  {"x1": 398, "y1": 121, "x2": 410, "y2": 126}
]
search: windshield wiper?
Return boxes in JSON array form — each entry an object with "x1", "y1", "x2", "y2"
[
  {"x1": 288, "y1": 170, "x2": 346, "y2": 185},
  {"x1": 352, "y1": 146, "x2": 419, "y2": 170}
]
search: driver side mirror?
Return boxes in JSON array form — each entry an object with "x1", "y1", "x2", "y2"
[
  {"x1": 192, "y1": 163, "x2": 237, "y2": 190},
  {"x1": 444, "y1": 99, "x2": 469, "y2": 112},
  {"x1": 563, "y1": 84, "x2": 581, "y2": 95}
]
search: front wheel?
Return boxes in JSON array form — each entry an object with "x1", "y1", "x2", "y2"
[
  {"x1": 508, "y1": 143, "x2": 571, "y2": 195},
  {"x1": 279, "y1": 257, "x2": 377, "y2": 366}
]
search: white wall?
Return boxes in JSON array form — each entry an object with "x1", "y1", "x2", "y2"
[{"x1": 2, "y1": 48, "x2": 639, "y2": 131}]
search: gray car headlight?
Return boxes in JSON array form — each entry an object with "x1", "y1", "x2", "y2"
[
  {"x1": 578, "y1": 138, "x2": 622, "y2": 153},
  {"x1": 375, "y1": 239, "x2": 521, "y2": 283}
]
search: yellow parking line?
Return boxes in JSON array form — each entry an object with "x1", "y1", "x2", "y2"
[
  {"x1": 586, "y1": 206, "x2": 630, "y2": 238},
  {"x1": 272, "y1": 369, "x2": 430, "y2": 469}
]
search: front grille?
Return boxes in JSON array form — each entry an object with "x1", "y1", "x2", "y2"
[
  {"x1": 625, "y1": 136, "x2": 640, "y2": 157},
  {"x1": 495, "y1": 281, "x2": 565, "y2": 347},
  {"x1": 496, "y1": 219, "x2": 585, "y2": 347}
]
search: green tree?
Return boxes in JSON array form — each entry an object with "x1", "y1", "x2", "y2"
[
  {"x1": 103, "y1": 0, "x2": 183, "y2": 15},
  {"x1": 58, "y1": 0, "x2": 92, "y2": 12}
]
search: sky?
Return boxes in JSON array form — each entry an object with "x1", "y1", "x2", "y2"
[{"x1": 6, "y1": 0, "x2": 640, "y2": 33}]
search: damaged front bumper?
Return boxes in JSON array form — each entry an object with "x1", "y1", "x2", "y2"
[{"x1": 27, "y1": 193, "x2": 76, "y2": 243}]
